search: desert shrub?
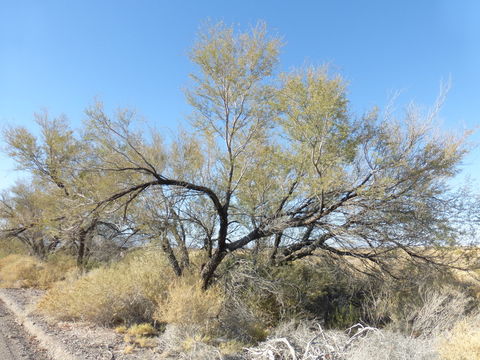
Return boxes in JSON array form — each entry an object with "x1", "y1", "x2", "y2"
[
  {"x1": 121, "y1": 323, "x2": 159, "y2": 350},
  {"x1": 0, "y1": 253, "x2": 76, "y2": 288},
  {"x1": 219, "y1": 255, "x2": 367, "y2": 337},
  {"x1": 38, "y1": 249, "x2": 174, "y2": 325},
  {"x1": 346, "y1": 330, "x2": 438, "y2": 360},
  {"x1": 408, "y1": 287, "x2": 471, "y2": 337},
  {"x1": 155, "y1": 324, "x2": 227, "y2": 359},
  {"x1": 154, "y1": 272, "x2": 225, "y2": 333},
  {"x1": 0, "y1": 254, "x2": 43, "y2": 288},
  {"x1": 127, "y1": 323, "x2": 158, "y2": 336},
  {"x1": 245, "y1": 321, "x2": 438, "y2": 360},
  {"x1": 218, "y1": 258, "x2": 299, "y2": 342},
  {"x1": 438, "y1": 313, "x2": 480, "y2": 360},
  {"x1": 0, "y1": 238, "x2": 28, "y2": 259},
  {"x1": 361, "y1": 263, "x2": 477, "y2": 335}
]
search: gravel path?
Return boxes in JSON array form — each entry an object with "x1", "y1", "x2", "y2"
[
  {"x1": 0, "y1": 298, "x2": 50, "y2": 360},
  {"x1": 0, "y1": 289, "x2": 165, "y2": 359}
]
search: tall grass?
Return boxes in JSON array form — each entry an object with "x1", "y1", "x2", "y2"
[
  {"x1": 0, "y1": 238, "x2": 28, "y2": 259},
  {"x1": 38, "y1": 249, "x2": 174, "y2": 325},
  {"x1": 154, "y1": 272, "x2": 224, "y2": 330},
  {"x1": 0, "y1": 253, "x2": 76, "y2": 289},
  {"x1": 438, "y1": 313, "x2": 480, "y2": 360}
]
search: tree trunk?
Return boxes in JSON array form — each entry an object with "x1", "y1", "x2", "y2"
[
  {"x1": 171, "y1": 226, "x2": 190, "y2": 270},
  {"x1": 201, "y1": 249, "x2": 227, "y2": 289},
  {"x1": 269, "y1": 232, "x2": 283, "y2": 265},
  {"x1": 161, "y1": 235, "x2": 183, "y2": 277},
  {"x1": 76, "y1": 218, "x2": 98, "y2": 270},
  {"x1": 77, "y1": 230, "x2": 86, "y2": 269}
]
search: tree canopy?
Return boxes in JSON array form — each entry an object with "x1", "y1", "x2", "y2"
[{"x1": 1, "y1": 22, "x2": 478, "y2": 287}]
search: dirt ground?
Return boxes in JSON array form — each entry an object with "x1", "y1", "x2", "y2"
[
  {"x1": 0, "y1": 289, "x2": 166, "y2": 359},
  {"x1": 0, "y1": 298, "x2": 50, "y2": 360}
]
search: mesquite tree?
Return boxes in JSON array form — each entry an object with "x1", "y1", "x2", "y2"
[
  {"x1": 2, "y1": 114, "x2": 125, "y2": 267},
  {"x1": 82, "y1": 23, "x2": 476, "y2": 288},
  {"x1": 3, "y1": 23, "x2": 477, "y2": 287}
]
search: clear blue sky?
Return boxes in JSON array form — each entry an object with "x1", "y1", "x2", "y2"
[{"x1": 1, "y1": 0, "x2": 479, "y2": 189}]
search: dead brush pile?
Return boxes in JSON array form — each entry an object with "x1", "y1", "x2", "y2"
[{"x1": 243, "y1": 321, "x2": 439, "y2": 360}]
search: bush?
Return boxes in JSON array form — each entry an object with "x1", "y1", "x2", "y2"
[
  {"x1": 0, "y1": 238, "x2": 28, "y2": 259},
  {"x1": 0, "y1": 253, "x2": 76, "y2": 289},
  {"x1": 38, "y1": 249, "x2": 174, "y2": 325},
  {"x1": 361, "y1": 263, "x2": 477, "y2": 335},
  {"x1": 438, "y1": 314, "x2": 480, "y2": 360},
  {"x1": 347, "y1": 330, "x2": 438, "y2": 360},
  {"x1": 154, "y1": 272, "x2": 225, "y2": 333},
  {"x1": 220, "y1": 256, "x2": 366, "y2": 333},
  {"x1": 121, "y1": 323, "x2": 159, "y2": 350}
]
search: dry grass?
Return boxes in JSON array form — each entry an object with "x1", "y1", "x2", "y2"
[
  {"x1": 37, "y1": 249, "x2": 174, "y2": 325},
  {"x1": 438, "y1": 314, "x2": 480, "y2": 360},
  {"x1": 347, "y1": 330, "x2": 438, "y2": 360},
  {"x1": 0, "y1": 253, "x2": 76, "y2": 289},
  {"x1": 126, "y1": 323, "x2": 158, "y2": 336},
  {"x1": 21, "y1": 247, "x2": 480, "y2": 359},
  {"x1": 0, "y1": 238, "x2": 28, "y2": 259},
  {"x1": 407, "y1": 286, "x2": 471, "y2": 337},
  {"x1": 154, "y1": 272, "x2": 225, "y2": 332},
  {"x1": 154, "y1": 324, "x2": 224, "y2": 359},
  {"x1": 118, "y1": 323, "x2": 159, "y2": 352}
]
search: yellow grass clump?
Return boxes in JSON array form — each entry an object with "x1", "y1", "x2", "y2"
[
  {"x1": 0, "y1": 253, "x2": 76, "y2": 289},
  {"x1": 122, "y1": 323, "x2": 159, "y2": 349},
  {"x1": 438, "y1": 316, "x2": 480, "y2": 360},
  {"x1": 38, "y1": 250, "x2": 174, "y2": 325},
  {"x1": 154, "y1": 272, "x2": 225, "y2": 331}
]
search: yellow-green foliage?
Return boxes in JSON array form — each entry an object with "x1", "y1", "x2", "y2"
[
  {"x1": 131, "y1": 336, "x2": 157, "y2": 348},
  {"x1": 181, "y1": 334, "x2": 213, "y2": 351},
  {"x1": 38, "y1": 250, "x2": 174, "y2": 325},
  {"x1": 122, "y1": 323, "x2": 158, "y2": 349},
  {"x1": 0, "y1": 253, "x2": 76, "y2": 289},
  {"x1": 114, "y1": 325, "x2": 128, "y2": 334},
  {"x1": 127, "y1": 323, "x2": 157, "y2": 336},
  {"x1": 154, "y1": 273, "x2": 225, "y2": 331},
  {"x1": 438, "y1": 317, "x2": 480, "y2": 360}
]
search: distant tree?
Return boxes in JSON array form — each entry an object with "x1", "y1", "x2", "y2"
[{"x1": 0, "y1": 183, "x2": 59, "y2": 259}]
